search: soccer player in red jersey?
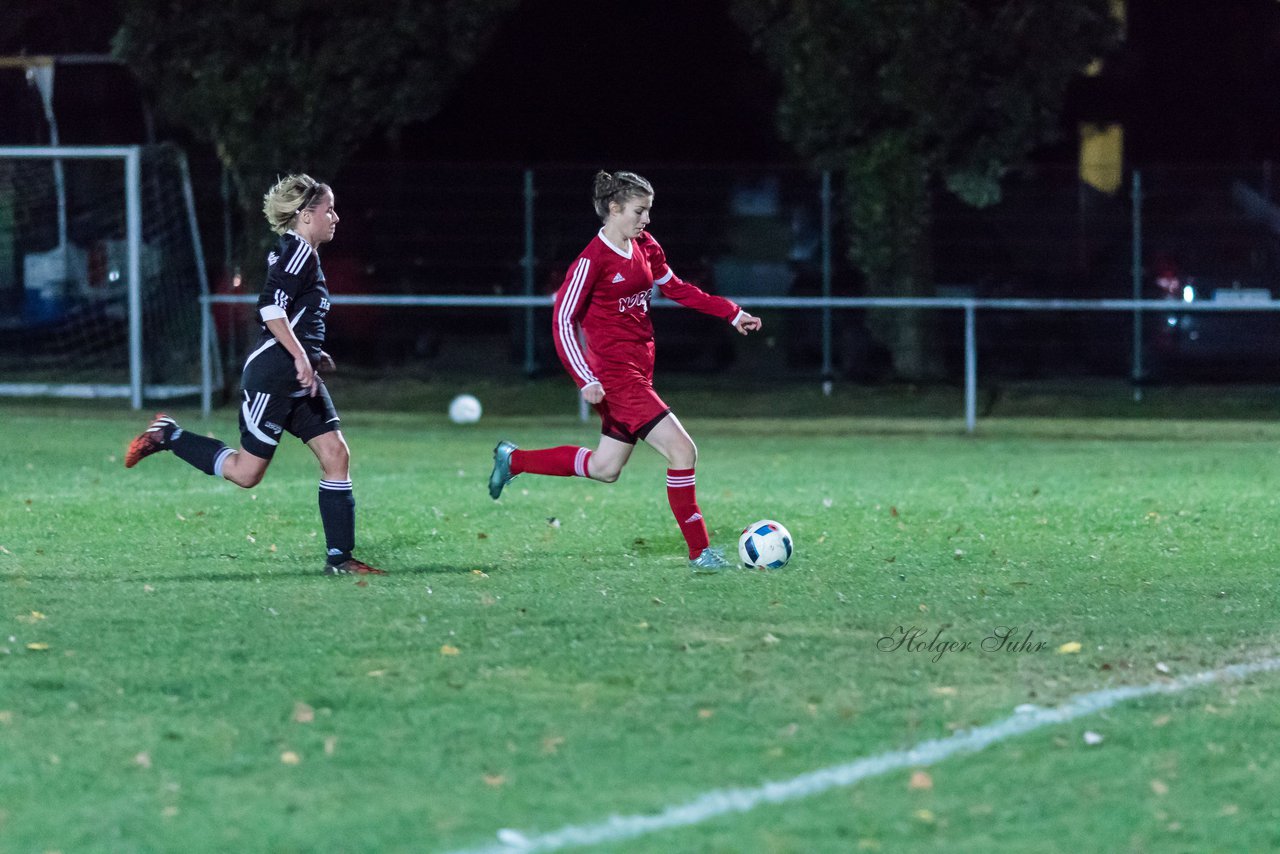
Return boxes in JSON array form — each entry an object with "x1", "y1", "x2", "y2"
[{"x1": 489, "y1": 170, "x2": 762, "y2": 571}]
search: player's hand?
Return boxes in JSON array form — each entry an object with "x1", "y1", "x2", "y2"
[
  {"x1": 318, "y1": 350, "x2": 336, "y2": 372},
  {"x1": 581, "y1": 382, "x2": 605, "y2": 404},
  {"x1": 295, "y1": 354, "x2": 317, "y2": 396},
  {"x1": 734, "y1": 312, "x2": 763, "y2": 335}
]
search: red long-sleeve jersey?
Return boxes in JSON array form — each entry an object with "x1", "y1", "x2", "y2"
[{"x1": 553, "y1": 230, "x2": 740, "y2": 389}]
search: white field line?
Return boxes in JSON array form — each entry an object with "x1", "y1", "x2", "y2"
[{"x1": 450, "y1": 657, "x2": 1280, "y2": 854}]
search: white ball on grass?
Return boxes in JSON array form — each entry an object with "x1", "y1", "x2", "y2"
[{"x1": 448, "y1": 394, "x2": 482, "y2": 424}]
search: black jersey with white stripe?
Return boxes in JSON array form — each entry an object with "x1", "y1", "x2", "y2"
[{"x1": 252, "y1": 231, "x2": 330, "y2": 364}]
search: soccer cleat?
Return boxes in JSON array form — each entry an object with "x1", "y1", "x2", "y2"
[
  {"x1": 689, "y1": 546, "x2": 732, "y2": 573},
  {"x1": 489, "y1": 440, "x2": 517, "y2": 499},
  {"x1": 323, "y1": 557, "x2": 387, "y2": 576},
  {"x1": 124, "y1": 413, "x2": 178, "y2": 468}
]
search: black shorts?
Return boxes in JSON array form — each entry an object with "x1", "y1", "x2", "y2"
[
  {"x1": 238, "y1": 380, "x2": 340, "y2": 459},
  {"x1": 596, "y1": 401, "x2": 670, "y2": 445}
]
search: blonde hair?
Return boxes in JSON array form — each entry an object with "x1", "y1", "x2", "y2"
[
  {"x1": 262, "y1": 174, "x2": 330, "y2": 235},
  {"x1": 592, "y1": 170, "x2": 653, "y2": 221}
]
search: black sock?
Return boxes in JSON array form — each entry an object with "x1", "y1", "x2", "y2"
[
  {"x1": 168, "y1": 428, "x2": 231, "y2": 476},
  {"x1": 319, "y1": 479, "x2": 355, "y2": 563}
]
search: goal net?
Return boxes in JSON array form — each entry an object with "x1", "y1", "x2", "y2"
[{"x1": 0, "y1": 144, "x2": 217, "y2": 405}]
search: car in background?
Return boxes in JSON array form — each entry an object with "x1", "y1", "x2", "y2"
[{"x1": 1144, "y1": 272, "x2": 1280, "y2": 380}]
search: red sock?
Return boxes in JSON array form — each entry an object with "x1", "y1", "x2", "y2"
[
  {"x1": 666, "y1": 468, "x2": 709, "y2": 559},
  {"x1": 510, "y1": 446, "x2": 592, "y2": 478}
]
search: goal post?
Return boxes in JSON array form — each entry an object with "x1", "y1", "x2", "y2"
[{"x1": 0, "y1": 144, "x2": 218, "y2": 408}]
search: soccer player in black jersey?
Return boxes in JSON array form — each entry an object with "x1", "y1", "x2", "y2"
[{"x1": 125, "y1": 174, "x2": 384, "y2": 576}]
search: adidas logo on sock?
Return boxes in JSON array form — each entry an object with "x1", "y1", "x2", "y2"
[{"x1": 684, "y1": 513, "x2": 703, "y2": 524}]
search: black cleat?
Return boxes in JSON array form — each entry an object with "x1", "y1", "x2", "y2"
[
  {"x1": 125, "y1": 413, "x2": 178, "y2": 468},
  {"x1": 323, "y1": 558, "x2": 387, "y2": 576}
]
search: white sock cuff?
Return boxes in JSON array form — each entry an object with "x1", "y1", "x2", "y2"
[{"x1": 212, "y1": 448, "x2": 235, "y2": 478}]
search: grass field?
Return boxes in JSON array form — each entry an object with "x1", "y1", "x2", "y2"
[{"x1": 3, "y1": 391, "x2": 1280, "y2": 852}]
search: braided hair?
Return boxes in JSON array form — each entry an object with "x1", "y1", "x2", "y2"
[{"x1": 592, "y1": 170, "x2": 654, "y2": 221}]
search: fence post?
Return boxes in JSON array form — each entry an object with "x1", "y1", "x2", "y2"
[
  {"x1": 820, "y1": 170, "x2": 834, "y2": 395},
  {"x1": 125, "y1": 145, "x2": 143, "y2": 410},
  {"x1": 1130, "y1": 169, "x2": 1143, "y2": 400},
  {"x1": 964, "y1": 300, "x2": 977, "y2": 434},
  {"x1": 523, "y1": 169, "x2": 537, "y2": 376}
]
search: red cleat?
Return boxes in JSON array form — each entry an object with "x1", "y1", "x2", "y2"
[
  {"x1": 125, "y1": 413, "x2": 178, "y2": 468},
  {"x1": 323, "y1": 558, "x2": 387, "y2": 576}
]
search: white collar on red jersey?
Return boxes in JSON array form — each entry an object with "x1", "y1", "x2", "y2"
[{"x1": 596, "y1": 228, "x2": 634, "y2": 259}]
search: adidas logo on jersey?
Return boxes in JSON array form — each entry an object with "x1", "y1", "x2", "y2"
[
  {"x1": 612, "y1": 272, "x2": 625, "y2": 283},
  {"x1": 268, "y1": 251, "x2": 280, "y2": 266}
]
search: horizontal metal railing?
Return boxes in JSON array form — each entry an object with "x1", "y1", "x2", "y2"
[{"x1": 202, "y1": 293, "x2": 1280, "y2": 431}]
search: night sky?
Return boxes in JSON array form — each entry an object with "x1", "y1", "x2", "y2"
[{"x1": 3, "y1": 0, "x2": 1280, "y2": 165}]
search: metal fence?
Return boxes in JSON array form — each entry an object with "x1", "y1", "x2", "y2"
[{"x1": 194, "y1": 161, "x2": 1280, "y2": 424}]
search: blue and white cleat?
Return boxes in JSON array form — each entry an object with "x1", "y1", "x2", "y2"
[
  {"x1": 489, "y1": 440, "x2": 517, "y2": 499},
  {"x1": 689, "y1": 546, "x2": 732, "y2": 574}
]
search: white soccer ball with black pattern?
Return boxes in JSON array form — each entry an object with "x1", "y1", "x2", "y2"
[{"x1": 738, "y1": 520, "x2": 793, "y2": 569}]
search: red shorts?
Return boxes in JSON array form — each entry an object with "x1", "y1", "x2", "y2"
[{"x1": 593, "y1": 379, "x2": 670, "y2": 444}]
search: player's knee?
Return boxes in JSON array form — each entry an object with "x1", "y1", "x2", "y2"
[
  {"x1": 229, "y1": 469, "x2": 264, "y2": 489},
  {"x1": 669, "y1": 442, "x2": 697, "y2": 470},
  {"x1": 590, "y1": 459, "x2": 623, "y2": 483}
]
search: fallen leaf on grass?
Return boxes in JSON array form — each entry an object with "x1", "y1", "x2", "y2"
[
  {"x1": 292, "y1": 703, "x2": 314, "y2": 724},
  {"x1": 1152, "y1": 714, "x2": 1172, "y2": 727},
  {"x1": 914, "y1": 809, "x2": 935, "y2": 824},
  {"x1": 1058, "y1": 642, "x2": 1082, "y2": 654},
  {"x1": 762, "y1": 633, "x2": 781, "y2": 645},
  {"x1": 698, "y1": 708, "x2": 714, "y2": 719},
  {"x1": 541, "y1": 736, "x2": 565, "y2": 755},
  {"x1": 17, "y1": 611, "x2": 45, "y2": 623},
  {"x1": 324, "y1": 736, "x2": 338, "y2": 756},
  {"x1": 440, "y1": 645, "x2": 460, "y2": 656},
  {"x1": 280, "y1": 751, "x2": 301, "y2": 765},
  {"x1": 134, "y1": 752, "x2": 152, "y2": 769},
  {"x1": 1150, "y1": 779, "x2": 1169, "y2": 796},
  {"x1": 25, "y1": 643, "x2": 49, "y2": 651},
  {"x1": 909, "y1": 770, "x2": 933, "y2": 790},
  {"x1": 483, "y1": 774, "x2": 506, "y2": 787}
]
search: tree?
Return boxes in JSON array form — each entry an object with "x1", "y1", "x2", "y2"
[
  {"x1": 113, "y1": 0, "x2": 519, "y2": 260},
  {"x1": 731, "y1": 0, "x2": 1119, "y2": 379}
]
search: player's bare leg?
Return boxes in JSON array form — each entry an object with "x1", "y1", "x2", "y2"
[
  {"x1": 585, "y1": 435, "x2": 635, "y2": 483},
  {"x1": 216, "y1": 449, "x2": 271, "y2": 488}
]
